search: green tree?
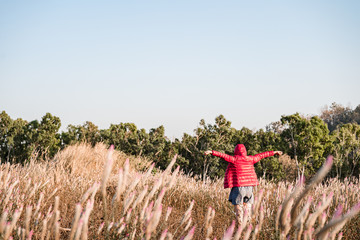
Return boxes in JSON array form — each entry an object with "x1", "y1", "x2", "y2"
[
  {"x1": 101, "y1": 122, "x2": 146, "y2": 156},
  {"x1": 8, "y1": 118, "x2": 28, "y2": 162},
  {"x1": 331, "y1": 123, "x2": 360, "y2": 177},
  {"x1": 0, "y1": 111, "x2": 14, "y2": 161},
  {"x1": 61, "y1": 121, "x2": 101, "y2": 147},
  {"x1": 320, "y1": 103, "x2": 358, "y2": 132},
  {"x1": 142, "y1": 126, "x2": 176, "y2": 169},
  {"x1": 0, "y1": 111, "x2": 28, "y2": 162},
  {"x1": 177, "y1": 115, "x2": 235, "y2": 179},
  {"x1": 280, "y1": 113, "x2": 332, "y2": 176},
  {"x1": 253, "y1": 129, "x2": 283, "y2": 180},
  {"x1": 352, "y1": 105, "x2": 360, "y2": 125},
  {"x1": 25, "y1": 113, "x2": 61, "y2": 160},
  {"x1": 231, "y1": 127, "x2": 257, "y2": 155},
  {"x1": 0, "y1": 112, "x2": 61, "y2": 163}
]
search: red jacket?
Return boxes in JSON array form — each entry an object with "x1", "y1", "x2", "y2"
[{"x1": 212, "y1": 144, "x2": 274, "y2": 188}]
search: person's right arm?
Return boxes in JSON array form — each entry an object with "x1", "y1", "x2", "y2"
[{"x1": 252, "y1": 150, "x2": 283, "y2": 164}]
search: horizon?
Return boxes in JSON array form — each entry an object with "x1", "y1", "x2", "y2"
[{"x1": 1, "y1": 103, "x2": 356, "y2": 141}]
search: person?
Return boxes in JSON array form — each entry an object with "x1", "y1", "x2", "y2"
[{"x1": 204, "y1": 144, "x2": 282, "y2": 222}]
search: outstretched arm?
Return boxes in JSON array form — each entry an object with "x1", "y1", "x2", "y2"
[
  {"x1": 252, "y1": 151, "x2": 283, "y2": 164},
  {"x1": 204, "y1": 150, "x2": 236, "y2": 164}
]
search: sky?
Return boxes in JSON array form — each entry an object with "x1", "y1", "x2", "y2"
[{"x1": 1, "y1": 1, "x2": 360, "y2": 139}]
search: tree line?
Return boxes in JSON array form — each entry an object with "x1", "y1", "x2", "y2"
[{"x1": 1, "y1": 102, "x2": 359, "y2": 181}]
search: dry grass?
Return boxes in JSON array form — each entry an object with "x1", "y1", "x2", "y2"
[{"x1": 0, "y1": 143, "x2": 359, "y2": 239}]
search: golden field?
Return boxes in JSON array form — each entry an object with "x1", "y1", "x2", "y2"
[{"x1": 0, "y1": 143, "x2": 359, "y2": 239}]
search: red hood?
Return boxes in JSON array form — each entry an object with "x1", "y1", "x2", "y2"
[{"x1": 234, "y1": 144, "x2": 247, "y2": 156}]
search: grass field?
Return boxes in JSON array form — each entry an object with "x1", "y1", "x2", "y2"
[{"x1": 0, "y1": 143, "x2": 359, "y2": 239}]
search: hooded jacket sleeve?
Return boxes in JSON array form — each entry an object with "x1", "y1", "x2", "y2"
[
  {"x1": 211, "y1": 150, "x2": 236, "y2": 164},
  {"x1": 252, "y1": 151, "x2": 275, "y2": 164}
]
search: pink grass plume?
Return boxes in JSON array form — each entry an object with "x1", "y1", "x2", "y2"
[
  {"x1": 222, "y1": 220, "x2": 235, "y2": 240},
  {"x1": 165, "y1": 207, "x2": 173, "y2": 222},
  {"x1": 159, "y1": 229, "x2": 168, "y2": 240},
  {"x1": 183, "y1": 226, "x2": 195, "y2": 240}
]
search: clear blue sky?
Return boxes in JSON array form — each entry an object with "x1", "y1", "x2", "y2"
[{"x1": 1, "y1": 1, "x2": 360, "y2": 139}]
